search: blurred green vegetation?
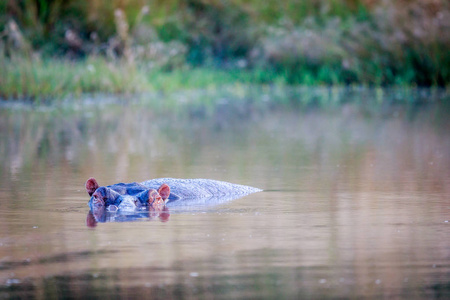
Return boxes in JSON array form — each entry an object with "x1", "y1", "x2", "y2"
[{"x1": 0, "y1": 0, "x2": 449, "y2": 99}]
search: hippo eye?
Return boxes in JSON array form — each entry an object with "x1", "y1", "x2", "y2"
[{"x1": 92, "y1": 194, "x2": 105, "y2": 206}]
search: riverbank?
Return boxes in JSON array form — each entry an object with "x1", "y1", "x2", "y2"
[
  {"x1": 1, "y1": 55, "x2": 449, "y2": 102},
  {"x1": 1, "y1": 0, "x2": 449, "y2": 101},
  {"x1": 0, "y1": 56, "x2": 257, "y2": 101}
]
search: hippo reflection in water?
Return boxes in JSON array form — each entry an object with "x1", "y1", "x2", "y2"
[{"x1": 85, "y1": 177, "x2": 262, "y2": 227}]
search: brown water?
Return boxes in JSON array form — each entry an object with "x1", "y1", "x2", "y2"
[{"x1": 0, "y1": 87, "x2": 449, "y2": 299}]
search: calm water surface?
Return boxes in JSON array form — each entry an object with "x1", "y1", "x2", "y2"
[{"x1": 0, "y1": 87, "x2": 449, "y2": 299}]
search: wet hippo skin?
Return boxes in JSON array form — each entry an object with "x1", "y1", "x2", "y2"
[
  {"x1": 86, "y1": 177, "x2": 262, "y2": 211},
  {"x1": 85, "y1": 178, "x2": 262, "y2": 227}
]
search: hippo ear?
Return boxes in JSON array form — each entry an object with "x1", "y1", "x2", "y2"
[
  {"x1": 158, "y1": 184, "x2": 170, "y2": 201},
  {"x1": 86, "y1": 177, "x2": 99, "y2": 196}
]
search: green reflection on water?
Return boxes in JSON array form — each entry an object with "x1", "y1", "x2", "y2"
[
  {"x1": 1, "y1": 250, "x2": 447, "y2": 299},
  {"x1": 0, "y1": 86, "x2": 449, "y2": 299}
]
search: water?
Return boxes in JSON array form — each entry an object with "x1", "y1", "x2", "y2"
[{"x1": 0, "y1": 87, "x2": 449, "y2": 299}]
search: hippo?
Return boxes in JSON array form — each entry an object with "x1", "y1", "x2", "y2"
[{"x1": 85, "y1": 177, "x2": 262, "y2": 226}]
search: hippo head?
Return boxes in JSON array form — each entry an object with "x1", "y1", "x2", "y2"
[{"x1": 85, "y1": 177, "x2": 170, "y2": 211}]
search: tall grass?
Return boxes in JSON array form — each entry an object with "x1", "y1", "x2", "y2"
[
  {"x1": 252, "y1": 1, "x2": 450, "y2": 86},
  {"x1": 0, "y1": 55, "x2": 264, "y2": 100},
  {"x1": 0, "y1": 0, "x2": 449, "y2": 100},
  {"x1": 0, "y1": 56, "x2": 149, "y2": 100}
]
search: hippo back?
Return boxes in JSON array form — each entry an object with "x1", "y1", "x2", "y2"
[{"x1": 140, "y1": 178, "x2": 261, "y2": 207}]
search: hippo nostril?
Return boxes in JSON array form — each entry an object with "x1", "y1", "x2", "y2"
[{"x1": 117, "y1": 196, "x2": 138, "y2": 211}]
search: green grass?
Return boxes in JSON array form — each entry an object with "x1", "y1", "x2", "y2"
[
  {"x1": 0, "y1": 54, "x2": 448, "y2": 102},
  {"x1": 0, "y1": 56, "x2": 263, "y2": 101},
  {"x1": 0, "y1": 57, "x2": 131, "y2": 100},
  {"x1": 0, "y1": 55, "x2": 367, "y2": 101},
  {"x1": 1, "y1": 0, "x2": 448, "y2": 98}
]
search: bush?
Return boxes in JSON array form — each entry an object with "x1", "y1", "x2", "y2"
[
  {"x1": 251, "y1": 1, "x2": 450, "y2": 86},
  {"x1": 0, "y1": 0, "x2": 449, "y2": 87}
]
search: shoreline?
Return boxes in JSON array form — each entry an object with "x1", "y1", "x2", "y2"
[{"x1": 1, "y1": 56, "x2": 449, "y2": 103}]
